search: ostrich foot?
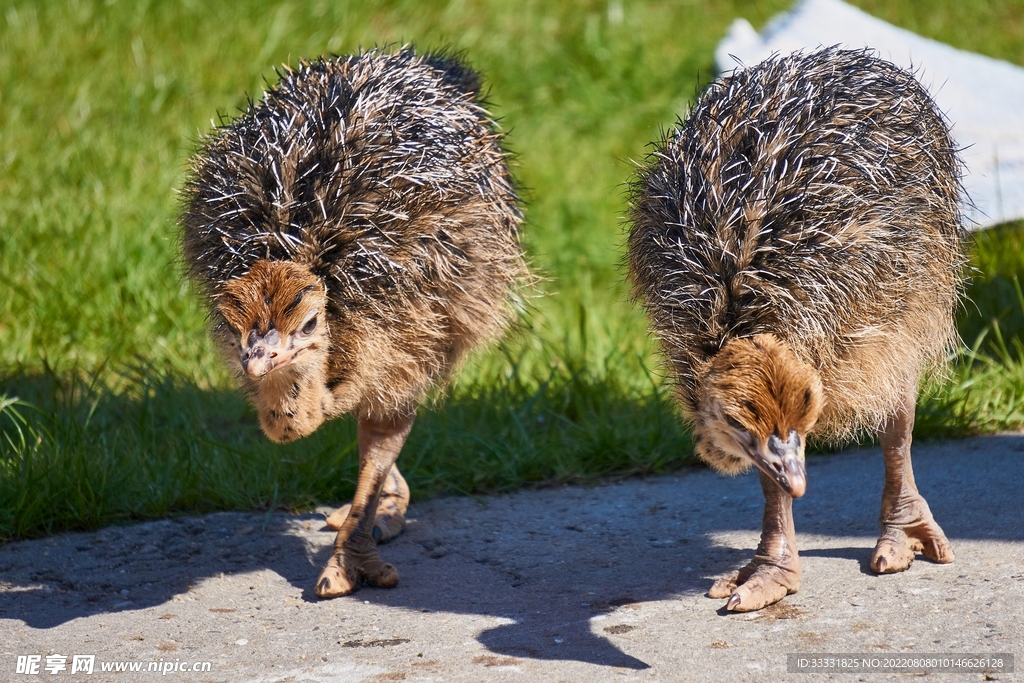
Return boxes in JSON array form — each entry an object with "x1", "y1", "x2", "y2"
[
  {"x1": 873, "y1": 385, "x2": 954, "y2": 574},
  {"x1": 871, "y1": 495, "x2": 954, "y2": 573},
  {"x1": 315, "y1": 414, "x2": 414, "y2": 599},
  {"x1": 709, "y1": 555, "x2": 801, "y2": 612},
  {"x1": 315, "y1": 532, "x2": 400, "y2": 598},
  {"x1": 710, "y1": 471, "x2": 800, "y2": 612},
  {"x1": 326, "y1": 466, "x2": 409, "y2": 543}
]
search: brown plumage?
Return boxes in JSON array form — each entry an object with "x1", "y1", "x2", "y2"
[
  {"x1": 180, "y1": 47, "x2": 527, "y2": 598},
  {"x1": 628, "y1": 48, "x2": 965, "y2": 611}
]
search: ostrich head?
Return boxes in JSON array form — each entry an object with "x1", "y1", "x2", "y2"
[
  {"x1": 693, "y1": 333, "x2": 824, "y2": 497},
  {"x1": 216, "y1": 260, "x2": 330, "y2": 381}
]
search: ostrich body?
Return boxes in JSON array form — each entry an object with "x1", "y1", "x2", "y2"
[
  {"x1": 181, "y1": 48, "x2": 527, "y2": 598},
  {"x1": 628, "y1": 49, "x2": 965, "y2": 611}
]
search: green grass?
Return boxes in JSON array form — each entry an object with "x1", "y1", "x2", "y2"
[{"x1": 2, "y1": 0, "x2": 1024, "y2": 540}]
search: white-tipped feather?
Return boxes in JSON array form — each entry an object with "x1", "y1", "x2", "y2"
[
  {"x1": 181, "y1": 47, "x2": 529, "y2": 425},
  {"x1": 628, "y1": 48, "x2": 966, "y2": 445}
]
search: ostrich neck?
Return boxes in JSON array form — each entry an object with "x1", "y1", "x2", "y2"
[{"x1": 249, "y1": 360, "x2": 330, "y2": 442}]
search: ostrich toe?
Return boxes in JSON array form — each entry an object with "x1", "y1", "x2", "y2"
[
  {"x1": 710, "y1": 557, "x2": 801, "y2": 612},
  {"x1": 871, "y1": 497, "x2": 954, "y2": 573},
  {"x1": 316, "y1": 533, "x2": 400, "y2": 598}
]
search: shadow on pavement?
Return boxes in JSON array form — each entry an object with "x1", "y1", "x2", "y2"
[{"x1": 1, "y1": 434, "x2": 1021, "y2": 669}]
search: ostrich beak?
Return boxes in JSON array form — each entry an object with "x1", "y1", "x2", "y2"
[
  {"x1": 241, "y1": 328, "x2": 297, "y2": 379},
  {"x1": 748, "y1": 430, "x2": 806, "y2": 498}
]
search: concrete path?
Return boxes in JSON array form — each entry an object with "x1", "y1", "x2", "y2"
[{"x1": 1, "y1": 435, "x2": 1021, "y2": 681}]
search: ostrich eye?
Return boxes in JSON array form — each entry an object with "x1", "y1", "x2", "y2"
[
  {"x1": 301, "y1": 316, "x2": 318, "y2": 335},
  {"x1": 725, "y1": 414, "x2": 745, "y2": 431}
]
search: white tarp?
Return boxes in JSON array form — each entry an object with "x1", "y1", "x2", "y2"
[{"x1": 716, "y1": 0, "x2": 1024, "y2": 229}]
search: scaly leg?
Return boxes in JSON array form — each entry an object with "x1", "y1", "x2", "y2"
[
  {"x1": 871, "y1": 385, "x2": 953, "y2": 573},
  {"x1": 315, "y1": 413, "x2": 414, "y2": 598},
  {"x1": 325, "y1": 465, "x2": 409, "y2": 543},
  {"x1": 709, "y1": 471, "x2": 801, "y2": 612}
]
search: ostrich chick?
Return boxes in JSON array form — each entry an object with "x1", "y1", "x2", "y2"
[
  {"x1": 181, "y1": 48, "x2": 527, "y2": 598},
  {"x1": 628, "y1": 49, "x2": 965, "y2": 612}
]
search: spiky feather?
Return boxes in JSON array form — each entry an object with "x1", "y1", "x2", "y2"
[
  {"x1": 181, "y1": 47, "x2": 528, "y2": 423},
  {"x1": 628, "y1": 48, "x2": 967, "y2": 443}
]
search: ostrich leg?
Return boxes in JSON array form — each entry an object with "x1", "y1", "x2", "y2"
[
  {"x1": 709, "y1": 470, "x2": 802, "y2": 611},
  {"x1": 871, "y1": 385, "x2": 954, "y2": 573},
  {"x1": 316, "y1": 414, "x2": 415, "y2": 598},
  {"x1": 325, "y1": 466, "x2": 410, "y2": 543}
]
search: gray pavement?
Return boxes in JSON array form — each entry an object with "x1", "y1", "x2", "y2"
[{"x1": 1, "y1": 435, "x2": 1021, "y2": 681}]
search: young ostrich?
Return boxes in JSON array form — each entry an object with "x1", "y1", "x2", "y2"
[
  {"x1": 628, "y1": 48, "x2": 965, "y2": 612},
  {"x1": 180, "y1": 48, "x2": 527, "y2": 598}
]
